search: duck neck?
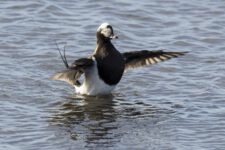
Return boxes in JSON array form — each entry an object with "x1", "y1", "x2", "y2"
[{"x1": 94, "y1": 33, "x2": 112, "y2": 56}]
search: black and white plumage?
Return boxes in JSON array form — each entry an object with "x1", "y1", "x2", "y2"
[{"x1": 52, "y1": 23, "x2": 186, "y2": 96}]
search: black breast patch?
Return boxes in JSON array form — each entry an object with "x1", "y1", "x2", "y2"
[{"x1": 95, "y1": 50, "x2": 125, "y2": 85}]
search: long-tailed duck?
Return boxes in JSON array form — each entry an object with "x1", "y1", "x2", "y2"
[{"x1": 52, "y1": 23, "x2": 186, "y2": 96}]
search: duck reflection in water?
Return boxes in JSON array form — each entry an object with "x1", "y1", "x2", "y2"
[{"x1": 50, "y1": 94, "x2": 118, "y2": 145}]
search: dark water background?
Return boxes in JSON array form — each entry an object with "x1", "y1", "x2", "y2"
[{"x1": 1, "y1": 0, "x2": 225, "y2": 150}]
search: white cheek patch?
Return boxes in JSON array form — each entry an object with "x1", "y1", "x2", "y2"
[{"x1": 101, "y1": 28, "x2": 112, "y2": 38}]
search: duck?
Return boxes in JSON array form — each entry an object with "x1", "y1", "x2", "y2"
[{"x1": 51, "y1": 23, "x2": 186, "y2": 96}]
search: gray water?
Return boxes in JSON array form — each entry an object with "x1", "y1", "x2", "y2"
[{"x1": 1, "y1": 0, "x2": 225, "y2": 150}]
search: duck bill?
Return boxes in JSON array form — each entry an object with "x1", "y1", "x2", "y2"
[{"x1": 110, "y1": 34, "x2": 118, "y2": 39}]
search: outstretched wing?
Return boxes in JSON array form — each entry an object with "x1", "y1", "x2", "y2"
[
  {"x1": 51, "y1": 58, "x2": 94, "y2": 86},
  {"x1": 122, "y1": 50, "x2": 187, "y2": 70},
  {"x1": 51, "y1": 43, "x2": 94, "y2": 86},
  {"x1": 51, "y1": 69, "x2": 83, "y2": 86}
]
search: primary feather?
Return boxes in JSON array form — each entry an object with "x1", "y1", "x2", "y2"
[{"x1": 122, "y1": 50, "x2": 187, "y2": 70}]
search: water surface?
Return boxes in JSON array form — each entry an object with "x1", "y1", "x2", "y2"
[{"x1": 1, "y1": 0, "x2": 225, "y2": 150}]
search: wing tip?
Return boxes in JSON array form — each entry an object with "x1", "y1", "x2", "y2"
[
  {"x1": 50, "y1": 73, "x2": 62, "y2": 81},
  {"x1": 165, "y1": 51, "x2": 188, "y2": 58},
  {"x1": 50, "y1": 75, "x2": 58, "y2": 80},
  {"x1": 179, "y1": 51, "x2": 189, "y2": 55}
]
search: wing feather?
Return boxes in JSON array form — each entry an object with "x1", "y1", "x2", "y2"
[
  {"x1": 51, "y1": 69, "x2": 83, "y2": 86},
  {"x1": 52, "y1": 43, "x2": 94, "y2": 86},
  {"x1": 122, "y1": 50, "x2": 187, "y2": 70},
  {"x1": 51, "y1": 58, "x2": 94, "y2": 86}
]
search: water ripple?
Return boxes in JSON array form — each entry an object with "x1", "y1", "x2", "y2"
[{"x1": 1, "y1": 0, "x2": 225, "y2": 150}]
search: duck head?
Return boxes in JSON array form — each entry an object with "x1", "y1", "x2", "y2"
[{"x1": 96, "y1": 23, "x2": 118, "y2": 41}]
